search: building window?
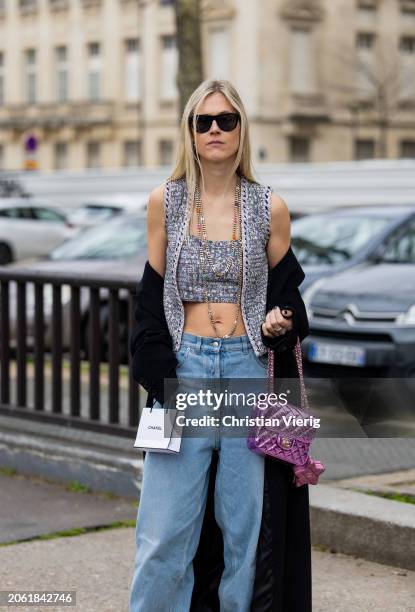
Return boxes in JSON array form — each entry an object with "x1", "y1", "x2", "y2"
[
  {"x1": 289, "y1": 28, "x2": 316, "y2": 95},
  {"x1": 159, "y1": 140, "x2": 174, "y2": 165},
  {"x1": 159, "y1": 0, "x2": 175, "y2": 5},
  {"x1": 55, "y1": 46, "x2": 68, "y2": 102},
  {"x1": 356, "y1": 32, "x2": 376, "y2": 49},
  {"x1": 355, "y1": 138, "x2": 375, "y2": 159},
  {"x1": 0, "y1": 52, "x2": 4, "y2": 106},
  {"x1": 54, "y1": 142, "x2": 68, "y2": 170},
  {"x1": 356, "y1": 32, "x2": 376, "y2": 98},
  {"x1": 123, "y1": 141, "x2": 142, "y2": 167},
  {"x1": 209, "y1": 28, "x2": 229, "y2": 80},
  {"x1": 160, "y1": 35, "x2": 178, "y2": 101},
  {"x1": 24, "y1": 49, "x2": 37, "y2": 104},
  {"x1": 399, "y1": 36, "x2": 415, "y2": 99},
  {"x1": 357, "y1": 0, "x2": 377, "y2": 9},
  {"x1": 49, "y1": 0, "x2": 69, "y2": 10},
  {"x1": 289, "y1": 136, "x2": 310, "y2": 163},
  {"x1": 20, "y1": 0, "x2": 38, "y2": 15},
  {"x1": 357, "y1": 1, "x2": 378, "y2": 29},
  {"x1": 124, "y1": 39, "x2": 141, "y2": 101},
  {"x1": 81, "y1": 0, "x2": 102, "y2": 7},
  {"x1": 400, "y1": 36, "x2": 415, "y2": 53},
  {"x1": 87, "y1": 42, "x2": 101, "y2": 101},
  {"x1": 400, "y1": 0, "x2": 415, "y2": 14},
  {"x1": 400, "y1": 140, "x2": 415, "y2": 158},
  {"x1": 86, "y1": 141, "x2": 101, "y2": 168}
]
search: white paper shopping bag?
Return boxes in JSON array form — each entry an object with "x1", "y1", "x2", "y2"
[{"x1": 134, "y1": 406, "x2": 182, "y2": 453}]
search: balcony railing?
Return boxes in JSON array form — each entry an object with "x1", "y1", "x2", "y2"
[
  {"x1": 0, "y1": 267, "x2": 141, "y2": 437},
  {"x1": 0, "y1": 100, "x2": 116, "y2": 130}
]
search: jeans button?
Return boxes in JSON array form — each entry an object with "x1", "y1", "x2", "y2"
[{"x1": 212, "y1": 341, "x2": 219, "y2": 347}]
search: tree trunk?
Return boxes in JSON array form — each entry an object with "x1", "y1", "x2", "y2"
[{"x1": 175, "y1": 0, "x2": 204, "y2": 120}]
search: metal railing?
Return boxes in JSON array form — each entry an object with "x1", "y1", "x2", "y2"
[{"x1": 0, "y1": 266, "x2": 140, "y2": 437}]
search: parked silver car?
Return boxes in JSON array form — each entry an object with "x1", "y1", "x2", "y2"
[
  {"x1": 66, "y1": 193, "x2": 148, "y2": 230},
  {"x1": 6, "y1": 213, "x2": 147, "y2": 363},
  {"x1": 0, "y1": 199, "x2": 78, "y2": 264}
]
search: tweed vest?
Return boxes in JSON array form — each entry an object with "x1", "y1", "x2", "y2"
[{"x1": 163, "y1": 176, "x2": 272, "y2": 357}]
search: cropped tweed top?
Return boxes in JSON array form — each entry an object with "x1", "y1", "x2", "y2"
[
  {"x1": 177, "y1": 234, "x2": 242, "y2": 303},
  {"x1": 163, "y1": 176, "x2": 273, "y2": 357}
]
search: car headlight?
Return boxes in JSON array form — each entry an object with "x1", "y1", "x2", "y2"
[
  {"x1": 302, "y1": 278, "x2": 327, "y2": 316},
  {"x1": 397, "y1": 304, "x2": 415, "y2": 326}
]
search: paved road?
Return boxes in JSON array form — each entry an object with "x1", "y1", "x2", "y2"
[
  {"x1": 1, "y1": 459, "x2": 415, "y2": 611},
  {"x1": 0, "y1": 473, "x2": 137, "y2": 545},
  {"x1": 0, "y1": 527, "x2": 414, "y2": 612},
  {"x1": 307, "y1": 379, "x2": 415, "y2": 480},
  {"x1": 314, "y1": 437, "x2": 415, "y2": 480}
]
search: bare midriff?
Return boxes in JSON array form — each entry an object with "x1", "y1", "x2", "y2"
[
  {"x1": 182, "y1": 194, "x2": 248, "y2": 338},
  {"x1": 183, "y1": 301, "x2": 247, "y2": 338}
]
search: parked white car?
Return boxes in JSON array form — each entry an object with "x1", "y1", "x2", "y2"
[
  {"x1": 66, "y1": 194, "x2": 149, "y2": 230},
  {"x1": 0, "y1": 199, "x2": 78, "y2": 264}
]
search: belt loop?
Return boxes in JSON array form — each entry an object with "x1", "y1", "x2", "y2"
[
  {"x1": 195, "y1": 335, "x2": 202, "y2": 354},
  {"x1": 242, "y1": 335, "x2": 249, "y2": 354}
]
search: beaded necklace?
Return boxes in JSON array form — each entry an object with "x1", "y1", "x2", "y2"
[{"x1": 194, "y1": 177, "x2": 243, "y2": 338}]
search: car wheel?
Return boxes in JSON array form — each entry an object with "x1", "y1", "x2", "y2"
[{"x1": 0, "y1": 243, "x2": 13, "y2": 265}]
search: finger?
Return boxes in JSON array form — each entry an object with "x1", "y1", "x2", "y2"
[
  {"x1": 266, "y1": 319, "x2": 284, "y2": 337},
  {"x1": 262, "y1": 322, "x2": 274, "y2": 337},
  {"x1": 266, "y1": 312, "x2": 281, "y2": 333},
  {"x1": 271, "y1": 309, "x2": 288, "y2": 333},
  {"x1": 269, "y1": 309, "x2": 282, "y2": 330},
  {"x1": 273, "y1": 308, "x2": 293, "y2": 332},
  {"x1": 263, "y1": 319, "x2": 281, "y2": 337}
]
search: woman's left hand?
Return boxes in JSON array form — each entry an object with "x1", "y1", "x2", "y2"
[{"x1": 261, "y1": 307, "x2": 293, "y2": 337}]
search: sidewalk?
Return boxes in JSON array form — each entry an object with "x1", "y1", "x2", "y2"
[
  {"x1": 1, "y1": 412, "x2": 415, "y2": 610},
  {"x1": 0, "y1": 470, "x2": 414, "y2": 612}
]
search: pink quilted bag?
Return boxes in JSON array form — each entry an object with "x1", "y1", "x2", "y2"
[{"x1": 247, "y1": 337, "x2": 326, "y2": 487}]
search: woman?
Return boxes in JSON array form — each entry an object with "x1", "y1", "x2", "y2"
[{"x1": 129, "y1": 79, "x2": 311, "y2": 611}]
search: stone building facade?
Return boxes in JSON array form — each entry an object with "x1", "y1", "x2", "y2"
[{"x1": 0, "y1": 0, "x2": 414, "y2": 171}]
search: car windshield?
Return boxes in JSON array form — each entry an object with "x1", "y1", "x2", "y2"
[
  {"x1": 291, "y1": 214, "x2": 392, "y2": 264},
  {"x1": 377, "y1": 218, "x2": 415, "y2": 264},
  {"x1": 49, "y1": 216, "x2": 147, "y2": 260},
  {"x1": 69, "y1": 205, "x2": 121, "y2": 224}
]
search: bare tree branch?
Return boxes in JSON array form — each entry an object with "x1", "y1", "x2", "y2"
[{"x1": 324, "y1": 35, "x2": 415, "y2": 156}]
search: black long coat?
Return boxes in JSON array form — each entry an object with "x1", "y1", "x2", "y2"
[{"x1": 130, "y1": 246, "x2": 312, "y2": 612}]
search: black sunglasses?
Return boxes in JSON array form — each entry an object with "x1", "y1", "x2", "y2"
[{"x1": 188, "y1": 112, "x2": 240, "y2": 133}]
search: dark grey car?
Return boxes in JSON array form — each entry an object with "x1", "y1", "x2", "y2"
[
  {"x1": 302, "y1": 215, "x2": 415, "y2": 410},
  {"x1": 292, "y1": 205, "x2": 415, "y2": 290}
]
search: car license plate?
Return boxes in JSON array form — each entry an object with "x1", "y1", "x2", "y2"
[{"x1": 308, "y1": 342, "x2": 366, "y2": 367}]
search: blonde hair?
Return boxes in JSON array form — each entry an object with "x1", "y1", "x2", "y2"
[{"x1": 169, "y1": 79, "x2": 258, "y2": 205}]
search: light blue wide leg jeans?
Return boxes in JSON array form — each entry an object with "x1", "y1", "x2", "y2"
[{"x1": 129, "y1": 332, "x2": 268, "y2": 612}]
